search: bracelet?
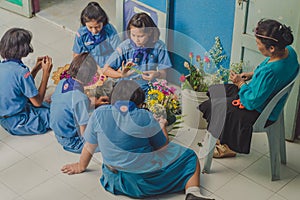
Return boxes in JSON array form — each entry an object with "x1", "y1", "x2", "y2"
[{"x1": 237, "y1": 81, "x2": 246, "y2": 88}]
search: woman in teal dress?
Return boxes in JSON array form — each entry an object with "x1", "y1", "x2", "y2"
[{"x1": 199, "y1": 19, "x2": 299, "y2": 155}]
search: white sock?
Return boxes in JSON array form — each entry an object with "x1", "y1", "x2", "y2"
[{"x1": 186, "y1": 186, "x2": 206, "y2": 198}]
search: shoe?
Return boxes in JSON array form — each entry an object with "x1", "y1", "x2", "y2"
[
  {"x1": 185, "y1": 193, "x2": 215, "y2": 200},
  {"x1": 213, "y1": 143, "x2": 236, "y2": 158}
]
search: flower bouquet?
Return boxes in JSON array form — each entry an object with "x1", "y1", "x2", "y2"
[
  {"x1": 51, "y1": 64, "x2": 108, "y2": 97},
  {"x1": 146, "y1": 80, "x2": 181, "y2": 128}
]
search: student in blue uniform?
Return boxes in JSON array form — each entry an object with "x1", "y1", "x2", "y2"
[
  {"x1": 73, "y1": 1, "x2": 121, "y2": 69},
  {"x1": 0, "y1": 28, "x2": 53, "y2": 136},
  {"x1": 103, "y1": 12, "x2": 172, "y2": 92},
  {"x1": 61, "y1": 80, "x2": 214, "y2": 200},
  {"x1": 50, "y1": 53, "x2": 107, "y2": 154}
]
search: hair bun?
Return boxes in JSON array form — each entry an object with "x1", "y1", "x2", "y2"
[{"x1": 280, "y1": 24, "x2": 293, "y2": 44}]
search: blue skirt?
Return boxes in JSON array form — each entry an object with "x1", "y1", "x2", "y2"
[
  {"x1": 0, "y1": 102, "x2": 50, "y2": 135},
  {"x1": 100, "y1": 146, "x2": 197, "y2": 198}
]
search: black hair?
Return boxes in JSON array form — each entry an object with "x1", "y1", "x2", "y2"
[
  {"x1": 255, "y1": 19, "x2": 293, "y2": 50},
  {"x1": 68, "y1": 53, "x2": 97, "y2": 85},
  {"x1": 80, "y1": 2, "x2": 108, "y2": 26},
  {"x1": 0, "y1": 28, "x2": 33, "y2": 60},
  {"x1": 126, "y1": 12, "x2": 160, "y2": 43},
  {"x1": 110, "y1": 80, "x2": 145, "y2": 106}
]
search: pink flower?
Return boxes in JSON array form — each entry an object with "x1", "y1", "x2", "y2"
[
  {"x1": 100, "y1": 75, "x2": 106, "y2": 81},
  {"x1": 153, "y1": 82, "x2": 159, "y2": 87},
  {"x1": 179, "y1": 75, "x2": 186, "y2": 82},
  {"x1": 204, "y1": 56, "x2": 210, "y2": 63},
  {"x1": 160, "y1": 80, "x2": 167, "y2": 87},
  {"x1": 169, "y1": 86, "x2": 176, "y2": 94},
  {"x1": 189, "y1": 52, "x2": 193, "y2": 59},
  {"x1": 196, "y1": 55, "x2": 201, "y2": 62},
  {"x1": 162, "y1": 90, "x2": 170, "y2": 96}
]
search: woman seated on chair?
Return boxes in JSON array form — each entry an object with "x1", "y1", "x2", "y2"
[{"x1": 199, "y1": 19, "x2": 299, "y2": 157}]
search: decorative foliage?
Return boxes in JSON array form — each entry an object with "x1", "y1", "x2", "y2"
[
  {"x1": 180, "y1": 37, "x2": 244, "y2": 90},
  {"x1": 180, "y1": 53, "x2": 208, "y2": 92}
]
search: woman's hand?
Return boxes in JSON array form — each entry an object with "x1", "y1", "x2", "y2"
[
  {"x1": 61, "y1": 162, "x2": 85, "y2": 175},
  {"x1": 240, "y1": 72, "x2": 253, "y2": 81},
  {"x1": 230, "y1": 71, "x2": 246, "y2": 88},
  {"x1": 121, "y1": 61, "x2": 136, "y2": 78},
  {"x1": 229, "y1": 70, "x2": 243, "y2": 84}
]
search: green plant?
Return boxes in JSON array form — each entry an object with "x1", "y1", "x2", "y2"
[{"x1": 180, "y1": 37, "x2": 244, "y2": 89}]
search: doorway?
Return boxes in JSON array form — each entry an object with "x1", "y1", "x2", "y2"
[
  {"x1": 0, "y1": 0, "x2": 32, "y2": 17},
  {"x1": 36, "y1": 0, "x2": 117, "y2": 33}
]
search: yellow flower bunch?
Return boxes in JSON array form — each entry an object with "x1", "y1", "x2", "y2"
[{"x1": 146, "y1": 80, "x2": 180, "y2": 120}]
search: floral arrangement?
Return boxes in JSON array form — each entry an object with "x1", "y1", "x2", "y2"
[
  {"x1": 180, "y1": 53, "x2": 208, "y2": 92},
  {"x1": 146, "y1": 80, "x2": 180, "y2": 125},
  {"x1": 51, "y1": 64, "x2": 107, "y2": 90},
  {"x1": 180, "y1": 37, "x2": 243, "y2": 91}
]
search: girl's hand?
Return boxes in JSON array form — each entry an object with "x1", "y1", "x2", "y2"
[
  {"x1": 41, "y1": 56, "x2": 53, "y2": 75},
  {"x1": 121, "y1": 61, "x2": 136, "y2": 77},
  {"x1": 142, "y1": 70, "x2": 160, "y2": 81},
  {"x1": 90, "y1": 96, "x2": 109, "y2": 108},
  {"x1": 61, "y1": 162, "x2": 85, "y2": 175},
  {"x1": 153, "y1": 114, "x2": 168, "y2": 128},
  {"x1": 33, "y1": 56, "x2": 44, "y2": 71}
]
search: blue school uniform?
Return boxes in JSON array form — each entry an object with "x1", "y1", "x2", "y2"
[
  {"x1": 73, "y1": 24, "x2": 121, "y2": 68},
  {"x1": 106, "y1": 39, "x2": 172, "y2": 91},
  {"x1": 50, "y1": 78, "x2": 90, "y2": 154},
  {"x1": 84, "y1": 101, "x2": 197, "y2": 198},
  {"x1": 0, "y1": 60, "x2": 50, "y2": 135}
]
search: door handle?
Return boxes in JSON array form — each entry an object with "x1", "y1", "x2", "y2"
[{"x1": 238, "y1": 0, "x2": 248, "y2": 6}]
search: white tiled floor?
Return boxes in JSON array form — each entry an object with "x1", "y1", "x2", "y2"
[{"x1": 0, "y1": 5, "x2": 300, "y2": 200}]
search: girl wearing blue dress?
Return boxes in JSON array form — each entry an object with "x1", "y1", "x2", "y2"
[
  {"x1": 61, "y1": 80, "x2": 214, "y2": 200},
  {"x1": 73, "y1": 2, "x2": 121, "y2": 69},
  {"x1": 103, "y1": 12, "x2": 172, "y2": 92},
  {"x1": 0, "y1": 28, "x2": 53, "y2": 135},
  {"x1": 50, "y1": 53, "x2": 108, "y2": 154}
]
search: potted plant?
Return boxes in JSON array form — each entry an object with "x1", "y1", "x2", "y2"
[{"x1": 179, "y1": 37, "x2": 227, "y2": 129}]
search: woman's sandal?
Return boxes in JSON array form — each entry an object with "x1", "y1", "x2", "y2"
[{"x1": 213, "y1": 144, "x2": 237, "y2": 158}]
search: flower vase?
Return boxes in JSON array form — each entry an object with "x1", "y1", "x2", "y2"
[{"x1": 181, "y1": 89, "x2": 209, "y2": 129}]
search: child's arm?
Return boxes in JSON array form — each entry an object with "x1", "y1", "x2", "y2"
[
  {"x1": 79, "y1": 125, "x2": 87, "y2": 136},
  {"x1": 31, "y1": 56, "x2": 44, "y2": 78},
  {"x1": 61, "y1": 142, "x2": 97, "y2": 175},
  {"x1": 103, "y1": 63, "x2": 122, "y2": 78},
  {"x1": 29, "y1": 56, "x2": 53, "y2": 107}
]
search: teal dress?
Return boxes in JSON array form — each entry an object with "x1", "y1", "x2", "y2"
[
  {"x1": 239, "y1": 46, "x2": 299, "y2": 121},
  {"x1": 200, "y1": 46, "x2": 299, "y2": 153}
]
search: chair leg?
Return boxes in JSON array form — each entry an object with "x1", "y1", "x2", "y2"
[
  {"x1": 202, "y1": 132, "x2": 217, "y2": 174},
  {"x1": 267, "y1": 123, "x2": 281, "y2": 181},
  {"x1": 279, "y1": 115, "x2": 287, "y2": 164}
]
